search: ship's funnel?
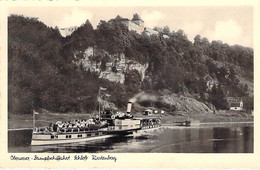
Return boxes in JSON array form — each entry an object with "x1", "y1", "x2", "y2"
[{"x1": 127, "y1": 102, "x2": 132, "y2": 114}]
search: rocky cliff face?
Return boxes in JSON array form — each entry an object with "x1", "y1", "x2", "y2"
[
  {"x1": 74, "y1": 47, "x2": 148, "y2": 84},
  {"x1": 204, "y1": 74, "x2": 219, "y2": 91},
  {"x1": 74, "y1": 47, "x2": 215, "y2": 114}
]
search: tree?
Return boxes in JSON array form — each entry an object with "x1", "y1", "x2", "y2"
[
  {"x1": 153, "y1": 26, "x2": 162, "y2": 33},
  {"x1": 243, "y1": 97, "x2": 254, "y2": 111},
  {"x1": 208, "y1": 84, "x2": 229, "y2": 110},
  {"x1": 162, "y1": 26, "x2": 170, "y2": 35},
  {"x1": 194, "y1": 35, "x2": 201, "y2": 46},
  {"x1": 177, "y1": 29, "x2": 184, "y2": 36},
  {"x1": 202, "y1": 37, "x2": 209, "y2": 44},
  {"x1": 125, "y1": 70, "x2": 142, "y2": 92},
  {"x1": 69, "y1": 20, "x2": 95, "y2": 51},
  {"x1": 100, "y1": 60, "x2": 107, "y2": 71}
]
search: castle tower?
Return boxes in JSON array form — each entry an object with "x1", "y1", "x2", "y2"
[{"x1": 131, "y1": 13, "x2": 144, "y2": 27}]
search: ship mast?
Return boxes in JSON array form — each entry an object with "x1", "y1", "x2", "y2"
[
  {"x1": 33, "y1": 111, "x2": 35, "y2": 128},
  {"x1": 98, "y1": 87, "x2": 101, "y2": 121},
  {"x1": 98, "y1": 87, "x2": 107, "y2": 121},
  {"x1": 32, "y1": 110, "x2": 38, "y2": 129}
]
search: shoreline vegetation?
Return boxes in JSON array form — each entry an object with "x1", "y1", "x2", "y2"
[{"x1": 8, "y1": 110, "x2": 253, "y2": 130}]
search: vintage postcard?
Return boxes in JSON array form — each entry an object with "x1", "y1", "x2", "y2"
[{"x1": 0, "y1": 0, "x2": 259, "y2": 168}]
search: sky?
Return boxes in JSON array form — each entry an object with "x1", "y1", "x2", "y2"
[{"x1": 8, "y1": 6, "x2": 253, "y2": 48}]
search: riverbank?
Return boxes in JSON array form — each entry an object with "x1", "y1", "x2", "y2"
[
  {"x1": 160, "y1": 110, "x2": 253, "y2": 124},
  {"x1": 8, "y1": 110, "x2": 253, "y2": 130}
]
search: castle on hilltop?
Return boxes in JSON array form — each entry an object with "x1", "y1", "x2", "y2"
[
  {"x1": 108, "y1": 13, "x2": 159, "y2": 35},
  {"x1": 59, "y1": 14, "x2": 160, "y2": 37}
]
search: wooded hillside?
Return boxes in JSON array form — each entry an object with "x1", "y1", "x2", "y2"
[{"x1": 8, "y1": 15, "x2": 254, "y2": 115}]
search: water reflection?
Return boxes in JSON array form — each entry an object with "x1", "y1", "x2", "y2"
[{"x1": 8, "y1": 124, "x2": 253, "y2": 153}]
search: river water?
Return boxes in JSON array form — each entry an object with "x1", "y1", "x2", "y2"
[{"x1": 8, "y1": 123, "x2": 253, "y2": 153}]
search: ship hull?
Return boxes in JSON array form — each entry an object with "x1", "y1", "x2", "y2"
[
  {"x1": 31, "y1": 133, "x2": 115, "y2": 146},
  {"x1": 31, "y1": 126, "x2": 141, "y2": 146},
  {"x1": 31, "y1": 131, "x2": 115, "y2": 146}
]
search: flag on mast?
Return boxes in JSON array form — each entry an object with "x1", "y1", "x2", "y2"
[{"x1": 33, "y1": 110, "x2": 39, "y2": 115}]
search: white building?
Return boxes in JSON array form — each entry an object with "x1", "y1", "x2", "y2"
[{"x1": 230, "y1": 101, "x2": 243, "y2": 111}]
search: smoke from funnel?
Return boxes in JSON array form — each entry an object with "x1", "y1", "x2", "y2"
[
  {"x1": 129, "y1": 92, "x2": 145, "y2": 103},
  {"x1": 127, "y1": 92, "x2": 158, "y2": 114},
  {"x1": 129, "y1": 91, "x2": 158, "y2": 103}
]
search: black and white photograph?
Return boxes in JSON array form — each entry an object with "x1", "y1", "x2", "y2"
[{"x1": 6, "y1": 5, "x2": 254, "y2": 154}]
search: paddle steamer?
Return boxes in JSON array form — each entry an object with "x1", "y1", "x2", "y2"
[{"x1": 31, "y1": 99, "x2": 161, "y2": 146}]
